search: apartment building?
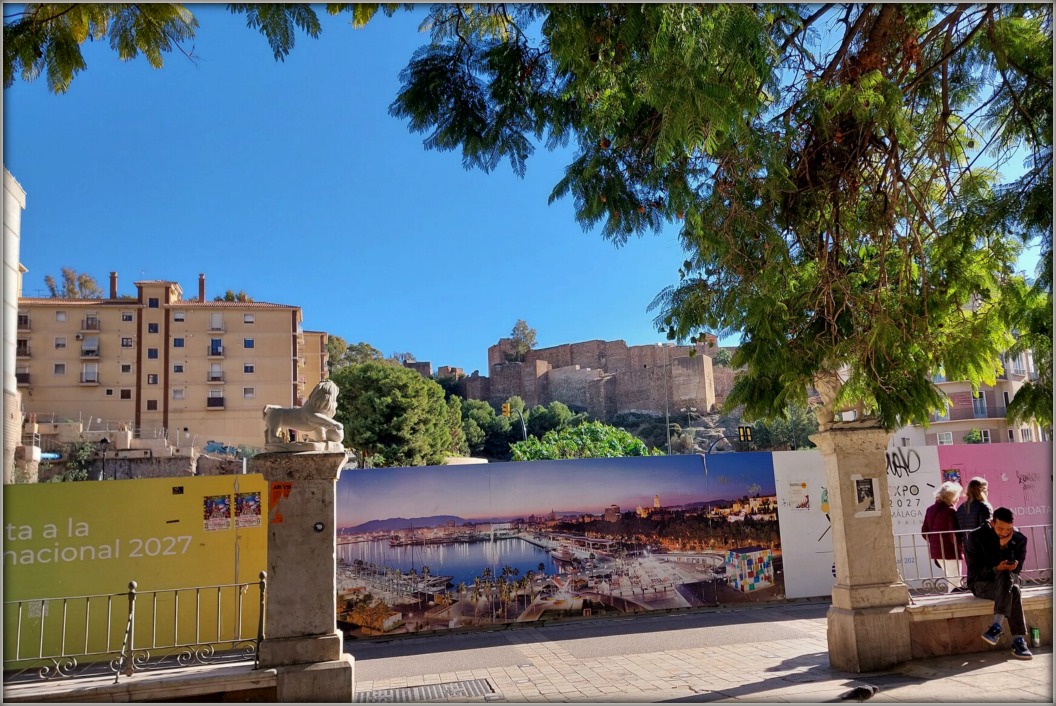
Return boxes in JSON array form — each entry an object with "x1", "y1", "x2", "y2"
[
  {"x1": 893, "y1": 350, "x2": 1048, "y2": 446},
  {"x1": 15, "y1": 273, "x2": 328, "y2": 451}
]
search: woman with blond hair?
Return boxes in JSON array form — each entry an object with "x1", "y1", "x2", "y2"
[
  {"x1": 922, "y1": 481, "x2": 963, "y2": 592},
  {"x1": 956, "y1": 476, "x2": 993, "y2": 531}
]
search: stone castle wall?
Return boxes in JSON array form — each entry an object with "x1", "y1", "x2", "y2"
[{"x1": 470, "y1": 338, "x2": 717, "y2": 421}]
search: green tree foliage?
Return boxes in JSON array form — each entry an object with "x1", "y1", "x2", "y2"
[
  {"x1": 711, "y1": 348, "x2": 733, "y2": 367},
  {"x1": 382, "y1": 4, "x2": 1051, "y2": 431},
  {"x1": 213, "y1": 289, "x2": 253, "y2": 302},
  {"x1": 962, "y1": 428, "x2": 984, "y2": 444},
  {"x1": 3, "y1": 4, "x2": 408, "y2": 94},
  {"x1": 510, "y1": 420, "x2": 662, "y2": 460},
  {"x1": 750, "y1": 403, "x2": 818, "y2": 451},
  {"x1": 459, "y1": 398, "x2": 512, "y2": 458},
  {"x1": 327, "y1": 337, "x2": 385, "y2": 372},
  {"x1": 525, "y1": 400, "x2": 572, "y2": 438},
  {"x1": 44, "y1": 267, "x2": 103, "y2": 298},
  {"x1": 505, "y1": 319, "x2": 538, "y2": 362},
  {"x1": 4, "y1": 3, "x2": 198, "y2": 93},
  {"x1": 1001, "y1": 278, "x2": 1053, "y2": 428},
  {"x1": 330, "y1": 362, "x2": 459, "y2": 467},
  {"x1": 446, "y1": 394, "x2": 468, "y2": 457},
  {"x1": 48, "y1": 439, "x2": 97, "y2": 482}
]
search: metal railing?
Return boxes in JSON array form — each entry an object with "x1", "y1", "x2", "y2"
[
  {"x1": 3, "y1": 573, "x2": 266, "y2": 685},
  {"x1": 894, "y1": 524, "x2": 1053, "y2": 596},
  {"x1": 930, "y1": 405, "x2": 1008, "y2": 422}
]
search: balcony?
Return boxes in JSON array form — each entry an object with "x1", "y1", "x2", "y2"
[
  {"x1": 16, "y1": 315, "x2": 30, "y2": 331},
  {"x1": 80, "y1": 318, "x2": 101, "y2": 332},
  {"x1": 15, "y1": 345, "x2": 30, "y2": 358},
  {"x1": 929, "y1": 405, "x2": 1008, "y2": 423},
  {"x1": 15, "y1": 372, "x2": 30, "y2": 385},
  {"x1": 208, "y1": 322, "x2": 225, "y2": 333},
  {"x1": 206, "y1": 397, "x2": 225, "y2": 409},
  {"x1": 207, "y1": 373, "x2": 225, "y2": 383},
  {"x1": 207, "y1": 346, "x2": 224, "y2": 358},
  {"x1": 80, "y1": 347, "x2": 100, "y2": 359},
  {"x1": 80, "y1": 373, "x2": 100, "y2": 385}
]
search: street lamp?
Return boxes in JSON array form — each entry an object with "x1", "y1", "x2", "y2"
[
  {"x1": 657, "y1": 344, "x2": 671, "y2": 455},
  {"x1": 98, "y1": 437, "x2": 110, "y2": 481}
]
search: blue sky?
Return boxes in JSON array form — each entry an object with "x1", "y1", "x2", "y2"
[
  {"x1": 3, "y1": 6, "x2": 1041, "y2": 378},
  {"x1": 3, "y1": 6, "x2": 696, "y2": 376}
]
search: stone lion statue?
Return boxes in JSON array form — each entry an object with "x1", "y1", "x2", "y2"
[{"x1": 263, "y1": 380, "x2": 344, "y2": 446}]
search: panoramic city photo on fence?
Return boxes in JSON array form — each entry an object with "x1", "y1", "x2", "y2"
[{"x1": 334, "y1": 454, "x2": 781, "y2": 637}]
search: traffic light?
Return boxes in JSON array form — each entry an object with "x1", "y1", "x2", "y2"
[
  {"x1": 737, "y1": 425, "x2": 752, "y2": 444},
  {"x1": 501, "y1": 403, "x2": 511, "y2": 417}
]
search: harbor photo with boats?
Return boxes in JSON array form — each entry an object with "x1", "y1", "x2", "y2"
[{"x1": 334, "y1": 454, "x2": 782, "y2": 638}]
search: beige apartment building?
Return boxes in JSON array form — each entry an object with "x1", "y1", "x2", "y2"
[
  {"x1": 16, "y1": 273, "x2": 328, "y2": 451},
  {"x1": 893, "y1": 350, "x2": 1049, "y2": 446}
]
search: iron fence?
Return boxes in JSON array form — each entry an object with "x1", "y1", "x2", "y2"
[
  {"x1": 894, "y1": 524, "x2": 1053, "y2": 596},
  {"x1": 2, "y1": 573, "x2": 266, "y2": 684}
]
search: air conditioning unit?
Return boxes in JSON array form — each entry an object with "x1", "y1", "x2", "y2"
[{"x1": 75, "y1": 334, "x2": 83, "y2": 340}]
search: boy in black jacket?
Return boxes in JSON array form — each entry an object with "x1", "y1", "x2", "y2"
[{"x1": 964, "y1": 506, "x2": 1032, "y2": 659}]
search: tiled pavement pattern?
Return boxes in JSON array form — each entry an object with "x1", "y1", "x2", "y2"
[{"x1": 351, "y1": 603, "x2": 1052, "y2": 703}]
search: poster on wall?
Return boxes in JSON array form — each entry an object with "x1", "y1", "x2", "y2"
[
  {"x1": 334, "y1": 453, "x2": 782, "y2": 638},
  {"x1": 203, "y1": 495, "x2": 232, "y2": 532},
  {"x1": 235, "y1": 492, "x2": 262, "y2": 528},
  {"x1": 852, "y1": 476, "x2": 880, "y2": 517}
]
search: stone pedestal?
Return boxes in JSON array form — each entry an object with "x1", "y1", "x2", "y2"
[
  {"x1": 249, "y1": 451, "x2": 353, "y2": 701},
  {"x1": 811, "y1": 427, "x2": 912, "y2": 672}
]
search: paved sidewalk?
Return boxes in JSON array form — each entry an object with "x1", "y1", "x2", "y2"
[{"x1": 350, "y1": 602, "x2": 1053, "y2": 703}]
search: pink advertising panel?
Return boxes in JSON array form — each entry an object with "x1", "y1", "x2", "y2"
[{"x1": 936, "y1": 442, "x2": 1053, "y2": 527}]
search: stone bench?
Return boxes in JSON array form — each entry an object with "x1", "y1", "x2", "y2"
[{"x1": 904, "y1": 584, "x2": 1053, "y2": 658}]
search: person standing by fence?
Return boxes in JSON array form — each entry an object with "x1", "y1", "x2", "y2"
[
  {"x1": 921, "y1": 481, "x2": 963, "y2": 592},
  {"x1": 956, "y1": 477, "x2": 993, "y2": 531}
]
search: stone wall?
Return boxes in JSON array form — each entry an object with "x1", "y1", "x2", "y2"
[{"x1": 475, "y1": 338, "x2": 716, "y2": 421}]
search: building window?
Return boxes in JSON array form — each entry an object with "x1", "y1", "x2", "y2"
[
  {"x1": 173, "y1": 388, "x2": 185, "y2": 400},
  {"x1": 146, "y1": 400, "x2": 158, "y2": 411},
  {"x1": 147, "y1": 374, "x2": 159, "y2": 385},
  {"x1": 147, "y1": 348, "x2": 159, "y2": 359},
  {"x1": 243, "y1": 313, "x2": 255, "y2": 324},
  {"x1": 210, "y1": 339, "x2": 223, "y2": 356},
  {"x1": 980, "y1": 429, "x2": 991, "y2": 444},
  {"x1": 56, "y1": 311, "x2": 66, "y2": 322},
  {"x1": 81, "y1": 363, "x2": 99, "y2": 384},
  {"x1": 1003, "y1": 390, "x2": 1012, "y2": 406},
  {"x1": 120, "y1": 389, "x2": 132, "y2": 400},
  {"x1": 55, "y1": 336, "x2": 67, "y2": 349},
  {"x1": 121, "y1": 337, "x2": 133, "y2": 348},
  {"x1": 1008, "y1": 429, "x2": 1016, "y2": 442},
  {"x1": 122, "y1": 311, "x2": 133, "y2": 322},
  {"x1": 243, "y1": 338, "x2": 254, "y2": 349},
  {"x1": 148, "y1": 298, "x2": 160, "y2": 309},
  {"x1": 244, "y1": 363, "x2": 255, "y2": 374},
  {"x1": 54, "y1": 363, "x2": 66, "y2": 375},
  {"x1": 121, "y1": 363, "x2": 132, "y2": 374},
  {"x1": 173, "y1": 310, "x2": 185, "y2": 322},
  {"x1": 173, "y1": 337, "x2": 184, "y2": 348},
  {"x1": 173, "y1": 364, "x2": 184, "y2": 374},
  {"x1": 936, "y1": 432, "x2": 953, "y2": 445},
  {"x1": 106, "y1": 388, "x2": 114, "y2": 396},
  {"x1": 1021, "y1": 428, "x2": 1033, "y2": 442},
  {"x1": 900, "y1": 437, "x2": 910, "y2": 447},
  {"x1": 243, "y1": 387, "x2": 255, "y2": 399},
  {"x1": 148, "y1": 323, "x2": 159, "y2": 334}
]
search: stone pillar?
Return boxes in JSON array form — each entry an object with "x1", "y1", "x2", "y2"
[
  {"x1": 811, "y1": 427, "x2": 912, "y2": 672},
  {"x1": 249, "y1": 451, "x2": 354, "y2": 702}
]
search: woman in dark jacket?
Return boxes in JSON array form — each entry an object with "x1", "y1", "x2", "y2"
[
  {"x1": 921, "y1": 481, "x2": 962, "y2": 592},
  {"x1": 956, "y1": 476, "x2": 993, "y2": 531}
]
